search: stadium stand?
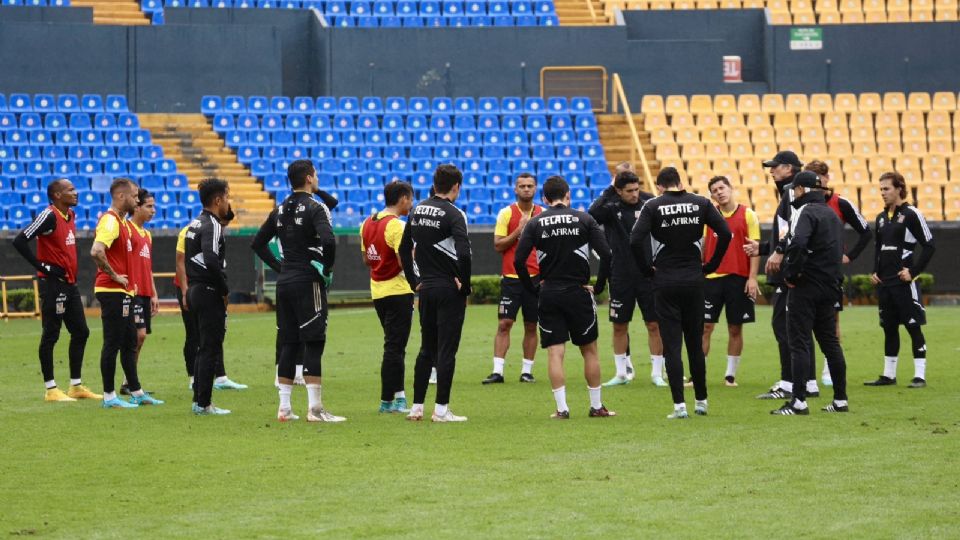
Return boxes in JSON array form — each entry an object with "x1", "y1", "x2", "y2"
[
  {"x1": 602, "y1": 0, "x2": 960, "y2": 24},
  {"x1": 202, "y1": 95, "x2": 607, "y2": 227},
  {"x1": 638, "y1": 91, "x2": 960, "y2": 221},
  {"x1": 0, "y1": 93, "x2": 189, "y2": 231}
]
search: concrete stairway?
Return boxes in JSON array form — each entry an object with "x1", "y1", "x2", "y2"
[
  {"x1": 138, "y1": 113, "x2": 274, "y2": 228},
  {"x1": 70, "y1": 0, "x2": 150, "y2": 25},
  {"x1": 596, "y1": 113, "x2": 659, "y2": 182},
  {"x1": 554, "y1": 0, "x2": 611, "y2": 24}
]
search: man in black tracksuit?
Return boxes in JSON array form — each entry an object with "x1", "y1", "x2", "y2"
[
  {"x1": 515, "y1": 175, "x2": 614, "y2": 419},
  {"x1": 589, "y1": 170, "x2": 664, "y2": 387},
  {"x1": 399, "y1": 164, "x2": 472, "y2": 423},
  {"x1": 630, "y1": 167, "x2": 731, "y2": 419},
  {"x1": 252, "y1": 160, "x2": 340, "y2": 423},
  {"x1": 184, "y1": 178, "x2": 232, "y2": 415},
  {"x1": 771, "y1": 171, "x2": 849, "y2": 415}
]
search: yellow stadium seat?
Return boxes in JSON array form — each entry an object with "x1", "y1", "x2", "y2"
[
  {"x1": 929, "y1": 124, "x2": 951, "y2": 142},
  {"x1": 902, "y1": 124, "x2": 926, "y2": 142},
  {"x1": 696, "y1": 114, "x2": 720, "y2": 130},
  {"x1": 713, "y1": 95, "x2": 737, "y2": 114},
  {"x1": 793, "y1": 0, "x2": 814, "y2": 10},
  {"x1": 751, "y1": 126, "x2": 776, "y2": 143},
  {"x1": 843, "y1": 155, "x2": 866, "y2": 171},
  {"x1": 944, "y1": 196, "x2": 960, "y2": 221},
  {"x1": 815, "y1": 0, "x2": 838, "y2": 11},
  {"x1": 914, "y1": 0, "x2": 933, "y2": 9},
  {"x1": 854, "y1": 141, "x2": 877, "y2": 156},
  {"x1": 690, "y1": 95, "x2": 714, "y2": 114},
  {"x1": 808, "y1": 94, "x2": 833, "y2": 113},
  {"x1": 681, "y1": 143, "x2": 706, "y2": 160},
  {"x1": 736, "y1": 95, "x2": 761, "y2": 113},
  {"x1": 858, "y1": 93, "x2": 882, "y2": 113},
  {"x1": 849, "y1": 112, "x2": 872, "y2": 127},
  {"x1": 927, "y1": 110, "x2": 951, "y2": 127},
  {"x1": 935, "y1": 9, "x2": 958, "y2": 20},
  {"x1": 865, "y1": 8, "x2": 888, "y2": 20},
  {"x1": 712, "y1": 157, "x2": 738, "y2": 171},
  {"x1": 936, "y1": 0, "x2": 958, "y2": 11},
  {"x1": 925, "y1": 167, "x2": 950, "y2": 183},
  {"x1": 722, "y1": 113, "x2": 746, "y2": 129},
  {"x1": 887, "y1": 0, "x2": 909, "y2": 12},
  {"x1": 876, "y1": 125, "x2": 901, "y2": 142},
  {"x1": 868, "y1": 156, "x2": 893, "y2": 173},
  {"x1": 701, "y1": 126, "x2": 725, "y2": 143},
  {"x1": 915, "y1": 182, "x2": 944, "y2": 204},
  {"x1": 746, "y1": 112, "x2": 771, "y2": 128},
  {"x1": 875, "y1": 110, "x2": 899, "y2": 128},
  {"x1": 666, "y1": 95, "x2": 690, "y2": 115},
  {"x1": 729, "y1": 141, "x2": 753, "y2": 159},
  {"x1": 785, "y1": 94, "x2": 810, "y2": 112},
  {"x1": 651, "y1": 126, "x2": 676, "y2": 145},
  {"x1": 826, "y1": 125, "x2": 851, "y2": 143},
  {"x1": 904, "y1": 140, "x2": 928, "y2": 154},
  {"x1": 761, "y1": 94, "x2": 785, "y2": 113},
  {"x1": 952, "y1": 113, "x2": 960, "y2": 131},
  {"x1": 660, "y1": 158, "x2": 685, "y2": 171},
  {"x1": 674, "y1": 0, "x2": 697, "y2": 10},
  {"x1": 818, "y1": 10, "x2": 842, "y2": 22},
  {"x1": 769, "y1": 12, "x2": 792, "y2": 23},
  {"x1": 901, "y1": 169, "x2": 923, "y2": 186},
  {"x1": 740, "y1": 167, "x2": 767, "y2": 185},
  {"x1": 644, "y1": 113, "x2": 669, "y2": 129},
  {"x1": 844, "y1": 167, "x2": 870, "y2": 184},
  {"x1": 921, "y1": 155, "x2": 946, "y2": 170},
  {"x1": 899, "y1": 111, "x2": 924, "y2": 129},
  {"x1": 742, "y1": 0, "x2": 763, "y2": 6},
  {"x1": 656, "y1": 143, "x2": 680, "y2": 161},
  {"x1": 834, "y1": 94, "x2": 858, "y2": 112},
  {"x1": 880, "y1": 93, "x2": 907, "y2": 112},
  {"x1": 793, "y1": 12, "x2": 817, "y2": 23},
  {"x1": 823, "y1": 112, "x2": 848, "y2": 129},
  {"x1": 929, "y1": 140, "x2": 953, "y2": 155},
  {"x1": 893, "y1": 9, "x2": 916, "y2": 20},
  {"x1": 726, "y1": 126, "x2": 751, "y2": 143},
  {"x1": 877, "y1": 140, "x2": 903, "y2": 155},
  {"x1": 932, "y1": 92, "x2": 958, "y2": 111},
  {"x1": 862, "y1": 0, "x2": 884, "y2": 11},
  {"x1": 850, "y1": 125, "x2": 875, "y2": 142},
  {"x1": 676, "y1": 127, "x2": 700, "y2": 144},
  {"x1": 687, "y1": 157, "x2": 711, "y2": 174},
  {"x1": 768, "y1": 0, "x2": 789, "y2": 10},
  {"x1": 803, "y1": 141, "x2": 829, "y2": 157},
  {"x1": 830, "y1": 142, "x2": 853, "y2": 156},
  {"x1": 800, "y1": 126, "x2": 826, "y2": 143},
  {"x1": 696, "y1": 0, "x2": 719, "y2": 8},
  {"x1": 797, "y1": 112, "x2": 822, "y2": 128},
  {"x1": 641, "y1": 95, "x2": 665, "y2": 114},
  {"x1": 753, "y1": 142, "x2": 778, "y2": 160},
  {"x1": 705, "y1": 142, "x2": 730, "y2": 158},
  {"x1": 860, "y1": 195, "x2": 886, "y2": 218},
  {"x1": 773, "y1": 112, "x2": 797, "y2": 128},
  {"x1": 648, "y1": 0, "x2": 671, "y2": 9},
  {"x1": 842, "y1": 11, "x2": 865, "y2": 21},
  {"x1": 897, "y1": 154, "x2": 921, "y2": 170},
  {"x1": 907, "y1": 92, "x2": 932, "y2": 111},
  {"x1": 778, "y1": 125, "x2": 801, "y2": 142},
  {"x1": 719, "y1": 0, "x2": 742, "y2": 7},
  {"x1": 839, "y1": 0, "x2": 861, "y2": 11},
  {"x1": 945, "y1": 180, "x2": 960, "y2": 195}
]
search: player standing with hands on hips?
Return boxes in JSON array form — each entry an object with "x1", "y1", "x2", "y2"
[{"x1": 630, "y1": 167, "x2": 731, "y2": 419}]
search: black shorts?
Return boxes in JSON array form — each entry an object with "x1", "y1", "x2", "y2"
[
  {"x1": 133, "y1": 295, "x2": 152, "y2": 333},
  {"x1": 498, "y1": 276, "x2": 539, "y2": 322},
  {"x1": 538, "y1": 285, "x2": 598, "y2": 348},
  {"x1": 878, "y1": 282, "x2": 926, "y2": 328},
  {"x1": 608, "y1": 277, "x2": 657, "y2": 324},
  {"x1": 703, "y1": 275, "x2": 755, "y2": 325},
  {"x1": 276, "y1": 280, "x2": 328, "y2": 344}
]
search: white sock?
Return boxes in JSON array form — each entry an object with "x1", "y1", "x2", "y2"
[
  {"x1": 883, "y1": 356, "x2": 898, "y2": 379},
  {"x1": 394, "y1": 390, "x2": 406, "y2": 399},
  {"x1": 613, "y1": 354, "x2": 628, "y2": 378},
  {"x1": 430, "y1": 367, "x2": 437, "y2": 378},
  {"x1": 521, "y1": 359, "x2": 534, "y2": 375},
  {"x1": 834, "y1": 399, "x2": 848, "y2": 407},
  {"x1": 132, "y1": 389, "x2": 144, "y2": 397},
  {"x1": 696, "y1": 399, "x2": 707, "y2": 409},
  {"x1": 588, "y1": 386, "x2": 602, "y2": 409},
  {"x1": 651, "y1": 355, "x2": 664, "y2": 377},
  {"x1": 625, "y1": 355, "x2": 634, "y2": 371},
  {"x1": 780, "y1": 381, "x2": 793, "y2": 392},
  {"x1": 45, "y1": 380, "x2": 57, "y2": 389},
  {"x1": 189, "y1": 376, "x2": 195, "y2": 386},
  {"x1": 492, "y1": 357, "x2": 505, "y2": 375},
  {"x1": 725, "y1": 356, "x2": 740, "y2": 378},
  {"x1": 410, "y1": 403, "x2": 424, "y2": 413},
  {"x1": 793, "y1": 399, "x2": 808, "y2": 410},
  {"x1": 434, "y1": 403, "x2": 448, "y2": 417},
  {"x1": 552, "y1": 386, "x2": 569, "y2": 412},
  {"x1": 278, "y1": 384, "x2": 292, "y2": 410},
  {"x1": 104, "y1": 391, "x2": 116, "y2": 401},
  {"x1": 295, "y1": 364, "x2": 304, "y2": 379},
  {"x1": 914, "y1": 358, "x2": 926, "y2": 380},
  {"x1": 215, "y1": 376, "x2": 228, "y2": 384},
  {"x1": 70, "y1": 378, "x2": 81, "y2": 386},
  {"x1": 674, "y1": 402, "x2": 686, "y2": 411},
  {"x1": 822, "y1": 362, "x2": 831, "y2": 378},
  {"x1": 306, "y1": 384, "x2": 322, "y2": 409},
  {"x1": 806, "y1": 380, "x2": 819, "y2": 393}
]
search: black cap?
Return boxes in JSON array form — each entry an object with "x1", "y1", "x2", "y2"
[
  {"x1": 793, "y1": 170, "x2": 821, "y2": 189},
  {"x1": 762, "y1": 150, "x2": 802, "y2": 168}
]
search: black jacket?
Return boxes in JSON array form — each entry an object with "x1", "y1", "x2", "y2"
[
  {"x1": 184, "y1": 209, "x2": 228, "y2": 295},
  {"x1": 398, "y1": 195, "x2": 472, "y2": 296},
  {"x1": 782, "y1": 190, "x2": 844, "y2": 289},
  {"x1": 251, "y1": 190, "x2": 339, "y2": 276},
  {"x1": 588, "y1": 185, "x2": 653, "y2": 283},
  {"x1": 825, "y1": 191, "x2": 872, "y2": 261},
  {"x1": 873, "y1": 202, "x2": 935, "y2": 287},
  {"x1": 514, "y1": 203, "x2": 611, "y2": 293},
  {"x1": 250, "y1": 191, "x2": 337, "y2": 286}
]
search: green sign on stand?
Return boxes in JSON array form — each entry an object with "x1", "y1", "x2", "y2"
[{"x1": 790, "y1": 28, "x2": 823, "y2": 50}]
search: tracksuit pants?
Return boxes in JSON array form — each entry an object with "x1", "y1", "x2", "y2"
[
  {"x1": 38, "y1": 279, "x2": 89, "y2": 383},
  {"x1": 188, "y1": 284, "x2": 226, "y2": 408},
  {"x1": 177, "y1": 287, "x2": 225, "y2": 379},
  {"x1": 772, "y1": 286, "x2": 816, "y2": 384},
  {"x1": 414, "y1": 287, "x2": 465, "y2": 406},
  {"x1": 655, "y1": 284, "x2": 707, "y2": 405},
  {"x1": 96, "y1": 292, "x2": 139, "y2": 394},
  {"x1": 374, "y1": 293, "x2": 414, "y2": 402},
  {"x1": 787, "y1": 282, "x2": 848, "y2": 403}
]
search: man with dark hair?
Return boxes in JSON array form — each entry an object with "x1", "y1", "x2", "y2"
[
  {"x1": 399, "y1": 164, "x2": 472, "y2": 422},
  {"x1": 12, "y1": 178, "x2": 98, "y2": 402},
  {"x1": 866, "y1": 171, "x2": 935, "y2": 389},
  {"x1": 701, "y1": 176, "x2": 760, "y2": 387},
  {"x1": 802, "y1": 160, "x2": 872, "y2": 387},
  {"x1": 91, "y1": 178, "x2": 162, "y2": 408},
  {"x1": 770, "y1": 171, "x2": 849, "y2": 415},
  {"x1": 482, "y1": 172, "x2": 543, "y2": 385},
  {"x1": 120, "y1": 188, "x2": 158, "y2": 396},
  {"x1": 589, "y1": 170, "x2": 664, "y2": 387},
  {"x1": 360, "y1": 180, "x2": 416, "y2": 413},
  {"x1": 746, "y1": 150, "x2": 821, "y2": 400},
  {"x1": 515, "y1": 175, "x2": 614, "y2": 419},
  {"x1": 630, "y1": 167, "x2": 731, "y2": 419},
  {"x1": 184, "y1": 178, "x2": 232, "y2": 415},
  {"x1": 252, "y1": 160, "x2": 341, "y2": 422}
]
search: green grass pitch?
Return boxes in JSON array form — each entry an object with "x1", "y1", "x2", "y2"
[{"x1": 2, "y1": 304, "x2": 959, "y2": 538}]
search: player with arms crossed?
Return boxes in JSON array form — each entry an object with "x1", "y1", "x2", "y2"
[{"x1": 514, "y1": 175, "x2": 615, "y2": 419}]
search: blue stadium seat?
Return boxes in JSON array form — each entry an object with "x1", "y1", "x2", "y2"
[
  {"x1": 292, "y1": 97, "x2": 314, "y2": 114},
  {"x1": 33, "y1": 94, "x2": 56, "y2": 112},
  {"x1": 493, "y1": 13, "x2": 512, "y2": 24},
  {"x1": 0, "y1": 113, "x2": 14, "y2": 129},
  {"x1": 524, "y1": 97, "x2": 546, "y2": 114},
  {"x1": 80, "y1": 95, "x2": 103, "y2": 112},
  {"x1": 534, "y1": 0, "x2": 554, "y2": 13},
  {"x1": 9, "y1": 94, "x2": 31, "y2": 112},
  {"x1": 105, "y1": 95, "x2": 128, "y2": 112},
  {"x1": 373, "y1": 0, "x2": 393, "y2": 14},
  {"x1": 538, "y1": 14, "x2": 559, "y2": 25},
  {"x1": 223, "y1": 96, "x2": 245, "y2": 113},
  {"x1": 546, "y1": 96, "x2": 569, "y2": 114},
  {"x1": 20, "y1": 113, "x2": 42, "y2": 130},
  {"x1": 401, "y1": 15, "x2": 424, "y2": 26},
  {"x1": 248, "y1": 96, "x2": 268, "y2": 114},
  {"x1": 570, "y1": 97, "x2": 592, "y2": 113},
  {"x1": 338, "y1": 97, "x2": 359, "y2": 114},
  {"x1": 395, "y1": 0, "x2": 415, "y2": 14},
  {"x1": 470, "y1": 15, "x2": 491, "y2": 25},
  {"x1": 408, "y1": 98, "x2": 429, "y2": 114},
  {"x1": 574, "y1": 114, "x2": 597, "y2": 130},
  {"x1": 270, "y1": 96, "x2": 291, "y2": 113}
]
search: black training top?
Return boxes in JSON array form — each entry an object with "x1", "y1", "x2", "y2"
[
  {"x1": 588, "y1": 185, "x2": 654, "y2": 282},
  {"x1": 514, "y1": 203, "x2": 611, "y2": 293},
  {"x1": 184, "y1": 209, "x2": 228, "y2": 295},
  {"x1": 781, "y1": 190, "x2": 844, "y2": 289},
  {"x1": 258, "y1": 191, "x2": 336, "y2": 286},
  {"x1": 873, "y1": 202, "x2": 935, "y2": 287},
  {"x1": 825, "y1": 191, "x2": 873, "y2": 261},
  {"x1": 629, "y1": 189, "x2": 731, "y2": 286},
  {"x1": 251, "y1": 190, "x2": 339, "y2": 276},
  {"x1": 399, "y1": 195, "x2": 472, "y2": 296}
]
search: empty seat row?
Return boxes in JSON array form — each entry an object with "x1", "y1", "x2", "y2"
[
  {"x1": 222, "y1": 128, "x2": 601, "y2": 146},
  {"x1": 0, "y1": 130, "x2": 153, "y2": 147},
  {"x1": 0, "y1": 145, "x2": 165, "y2": 161},
  {"x1": 202, "y1": 95, "x2": 594, "y2": 115},
  {"x1": 0, "y1": 113, "x2": 140, "y2": 131},
  {"x1": 212, "y1": 113, "x2": 598, "y2": 132},
  {"x1": 236, "y1": 143, "x2": 604, "y2": 161},
  {"x1": 641, "y1": 92, "x2": 960, "y2": 116},
  {"x1": 0, "y1": 94, "x2": 129, "y2": 113}
]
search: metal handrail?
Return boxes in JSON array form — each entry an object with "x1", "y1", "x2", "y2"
[
  {"x1": 610, "y1": 73, "x2": 656, "y2": 193},
  {"x1": 586, "y1": 0, "x2": 598, "y2": 23},
  {"x1": 0, "y1": 275, "x2": 40, "y2": 319}
]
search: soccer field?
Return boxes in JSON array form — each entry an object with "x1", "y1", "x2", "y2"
[{"x1": 2, "y1": 304, "x2": 959, "y2": 538}]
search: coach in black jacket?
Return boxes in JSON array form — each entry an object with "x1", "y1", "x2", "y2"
[
  {"x1": 772, "y1": 171, "x2": 849, "y2": 416},
  {"x1": 630, "y1": 167, "x2": 731, "y2": 419}
]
